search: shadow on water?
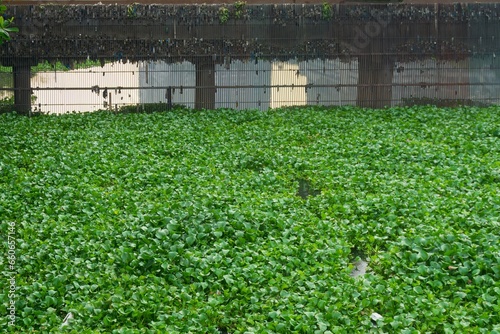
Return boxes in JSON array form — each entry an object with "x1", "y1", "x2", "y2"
[{"x1": 296, "y1": 178, "x2": 321, "y2": 199}]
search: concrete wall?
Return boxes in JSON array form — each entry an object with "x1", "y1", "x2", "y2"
[
  {"x1": 469, "y1": 54, "x2": 500, "y2": 105},
  {"x1": 300, "y1": 59, "x2": 358, "y2": 106},
  {"x1": 215, "y1": 60, "x2": 272, "y2": 110},
  {"x1": 392, "y1": 59, "x2": 471, "y2": 105},
  {"x1": 138, "y1": 61, "x2": 196, "y2": 108}
]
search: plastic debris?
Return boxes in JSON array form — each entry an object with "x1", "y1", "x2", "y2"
[
  {"x1": 61, "y1": 312, "x2": 74, "y2": 327},
  {"x1": 350, "y1": 259, "x2": 368, "y2": 278},
  {"x1": 370, "y1": 312, "x2": 383, "y2": 326}
]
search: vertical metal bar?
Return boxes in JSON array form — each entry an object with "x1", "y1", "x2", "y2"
[{"x1": 167, "y1": 86, "x2": 172, "y2": 110}]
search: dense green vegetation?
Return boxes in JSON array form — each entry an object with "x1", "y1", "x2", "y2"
[
  {"x1": 0, "y1": 1, "x2": 17, "y2": 45},
  {"x1": 1, "y1": 106, "x2": 499, "y2": 333}
]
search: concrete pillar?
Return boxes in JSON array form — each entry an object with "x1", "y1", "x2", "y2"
[
  {"x1": 352, "y1": 16, "x2": 396, "y2": 109},
  {"x1": 194, "y1": 57, "x2": 216, "y2": 110},
  {"x1": 357, "y1": 54, "x2": 394, "y2": 109},
  {"x1": 12, "y1": 59, "x2": 32, "y2": 115}
]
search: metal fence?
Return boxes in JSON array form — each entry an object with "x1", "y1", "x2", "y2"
[
  {"x1": 1, "y1": 3, "x2": 500, "y2": 113},
  {"x1": 2, "y1": 54, "x2": 497, "y2": 114},
  {"x1": 2, "y1": 58, "x2": 360, "y2": 113}
]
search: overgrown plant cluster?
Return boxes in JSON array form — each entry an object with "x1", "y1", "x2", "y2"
[
  {"x1": 219, "y1": 1, "x2": 247, "y2": 23},
  {"x1": 321, "y1": 2, "x2": 333, "y2": 20},
  {"x1": 0, "y1": 106, "x2": 499, "y2": 333}
]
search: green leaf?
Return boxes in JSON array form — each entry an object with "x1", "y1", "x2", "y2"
[{"x1": 186, "y1": 235, "x2": 196, "y2": 246}]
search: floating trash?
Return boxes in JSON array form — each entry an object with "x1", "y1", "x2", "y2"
[
  {"x1": 370, "y1": 312, "x2": 383, "y2": 327},
  {"x1": 350, "y1": 259, "x2": 369, "y2": 278},
  {"x1": 349, "y1": 247, "x2": 369, "y2": 278},
  {"x1": 61, "y1": 312, "x2": 74, "y2": 328}
]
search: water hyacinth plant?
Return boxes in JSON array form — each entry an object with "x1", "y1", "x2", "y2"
[{"x1": 0, "y1": 105, "x2": 499, "y2": 333}]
